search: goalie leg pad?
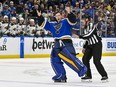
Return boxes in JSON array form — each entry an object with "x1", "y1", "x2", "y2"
[
  {"x1": 51, "y1": 56, "x2": 66, "y2": 76},
  {"x1": 51, "y1": 47, "x2": 66, "y2": 76},
  {"x1": 58, "y1": 47, "x2": 87, "y2": 77}
]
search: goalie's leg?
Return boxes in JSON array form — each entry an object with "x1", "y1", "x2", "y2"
[
  {"x1": 58, "y1": 47, "x2": 87, "y2": 77},
  {"x1": 51, "y1": 47, "x2": 67, "y2": 82}
]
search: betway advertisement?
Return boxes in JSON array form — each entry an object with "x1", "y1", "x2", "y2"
[
  {"x1": 24, "y1": 37, "x2": 55, "y2": 54},
  {"x1": 24, "y1": 37, "x2": 84, "y2": 55}
]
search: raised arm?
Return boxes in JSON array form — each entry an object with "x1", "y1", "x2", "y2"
[
  {"x1": 65, "y1": 6, "x2": 77, "y2": 25},
  {"x1": 36, "y1": 10, "x2": 45, "y2": 27}
]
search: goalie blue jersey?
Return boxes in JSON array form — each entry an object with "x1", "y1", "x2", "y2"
[{"x1": 40, "y1": 18, "x2": 76, "y2": 38}]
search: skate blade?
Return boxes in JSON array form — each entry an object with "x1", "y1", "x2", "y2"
[
  {"x1": 81, "y1": 79, "x2": 92, "y2": 82},
  {"x1": 54, "y1": 80, "x2": 67, "y2": 83},
  {"x1": 101, "y1": 79, "x2": 109, "y2": 83}
]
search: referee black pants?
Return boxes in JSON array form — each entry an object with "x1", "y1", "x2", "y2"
[{"x1": 82, "y1": 41, "x2": 108, "y2": 78}]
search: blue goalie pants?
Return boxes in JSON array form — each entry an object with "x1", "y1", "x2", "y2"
[{"x1": 51, "y1": 39, "x2": 87, "y2": 80}]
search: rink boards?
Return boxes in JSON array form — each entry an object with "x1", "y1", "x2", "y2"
[{"x1": 0, "y1": 37, "x2": 116, "y2": 58}]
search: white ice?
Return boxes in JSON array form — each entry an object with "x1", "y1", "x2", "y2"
[{"x1": 0, "y1": 56, "x2": 116, "y2": 87}]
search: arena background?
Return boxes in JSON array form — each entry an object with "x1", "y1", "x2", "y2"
[{"x1": 0, "y1": 0, "x2": 116, "y2": 59}]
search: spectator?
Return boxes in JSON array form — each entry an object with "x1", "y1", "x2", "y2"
[
  {"x1": 72, "y1": 0, "x2": 78, "y2": 7},
  {"x1": 43, "y1": 0, "x2": 48, "y2": 10},
  {"x1": 16, "y1": 2, "x2": 24, "y2": 15},
  {"x1": 30, "y1": 3, "x2": 39, "y2": 17},
  {"x1": 40, "y1": 3, "x2": 45, "y2": 12},
  {"x1": 85, "y1": 5, "x2": 96, "y2": 19},
  {"x1": 2, "y1": 0, "x2": 10, "y2": 6},
  {"x1": 9, "y1": 1, "x2": 16, "y2": 17},
  {"x1": 1, "y1": 4, "x2": 11, "y2": 19},
  {"x1": 59, "y1": 3, "x2": 65, "y2": 11},
  {"x1": 25, "y1": 0, "x2": 33, "y2": 10},
  {"x1": 0, "y1": 2, "x2": 3, "y2": 13},
  {"x1": 0, "y1": 14, "x2": 2, "y2": 22},
  {"x1": 9, "y1": 17, "x2": 17, "y2": 37},
  {"x1": 94, "y1": 11, "x2": 99, "y2": 24},
  {"x1": 73, "y1": 2, "x2": 80, "y2": 14},
  {"x1": 26, "y1": 19, "x2": 36, "y2": 36},
  {"x1": 114, "y1": 14, "x2": 116, "y2": 36},
  {"x1": 0, "y1": 14, "x2": 3, "y2": 34},
  {"x1": 47, "y1": 6, "x2": 54, "y2": 19},
  {"x1": 17, "y1": 17, "x2": 26, "y2": 36},
  {"x1": 2, "y1": 15, "x2": 9, "y2": 35}
]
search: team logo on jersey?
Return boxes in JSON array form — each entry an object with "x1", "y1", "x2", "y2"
[{"x1": 54, "y1": 23, "x2": 62, "y2": 34}]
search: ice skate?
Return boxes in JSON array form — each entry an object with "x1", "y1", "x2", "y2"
[
  {"x1": 54, "y1": 79, "x2": 67, "y2": 83},
  {"x1": 52, "y1": 75, "x2": 67, "y2": 83},
  {"x1": 81, "y1": 75, "x2": 92, "y2": 82},
  {"x1": 101, "y1": 76, "x2": 108, "y2": 83}
]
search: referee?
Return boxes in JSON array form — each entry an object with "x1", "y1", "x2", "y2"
[{"x1": 79, "y1": 14, "x2": 108, "y2": 82}]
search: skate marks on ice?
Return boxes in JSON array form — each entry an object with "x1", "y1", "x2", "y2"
[
  {"x1": 23, "y1": 69, "x2": 108, "y2": 87},
  {"x1": 0, "y1": 79, "x2": 107, "y2": 87},
  {"x1": 0, "y1": 57, "x2": 115, "y2": 87}
]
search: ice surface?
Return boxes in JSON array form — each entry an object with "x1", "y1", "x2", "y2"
[{"x1": 0, "y1": 56, "x2": 115, "y2": 87}]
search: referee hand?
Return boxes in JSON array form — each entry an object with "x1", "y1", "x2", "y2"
[{"x1": 82, "y1": 48, "x2": 86, "y2": 54}]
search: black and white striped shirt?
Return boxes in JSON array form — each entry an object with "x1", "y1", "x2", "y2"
[{"x1": 80, "y1": 23, "x2": 101, "y2": 48}]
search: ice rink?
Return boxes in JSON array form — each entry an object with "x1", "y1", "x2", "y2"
[{"x1": 0, "y1": 56, "x2": 116, "y2": 87}]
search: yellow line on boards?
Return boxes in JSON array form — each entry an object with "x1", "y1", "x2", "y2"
[
  {"x1": 0, "y1": 55, "x2": 20, "y2": 59},
  {"x1": 24, "y1": 54, "x2": 50, "y2": 58},
  {"x1": 0, "y1": 53, "x2": 115, "y2": 59}
]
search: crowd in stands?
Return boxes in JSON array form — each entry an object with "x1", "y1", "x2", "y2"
[{"x1": 0, "y1": 0, "x2": 116, "y2": 37}]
